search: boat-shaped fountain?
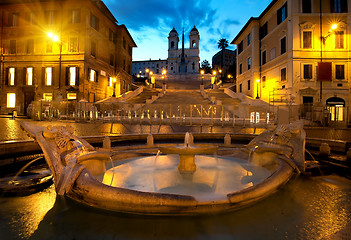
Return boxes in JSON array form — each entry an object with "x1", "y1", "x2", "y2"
[{"x1": 20, "y1": 121, "x2": 305, "y2": 215}]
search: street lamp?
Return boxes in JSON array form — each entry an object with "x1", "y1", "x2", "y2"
[
  {"x1": 256, "y1": 79, "x2": 260, "y2": 99},
  {"x1": 200, "y1": 70, "x2": 204, "y2": 85},
  {"x1": 162, "y1": 69, "x2": 167, "y2": 85},
  {"x1": 219, "y1": 69, "x2": 222, "y2": 80},
  {"x1": 47, "y1": 32, "x2": 62, "y2": 90}
]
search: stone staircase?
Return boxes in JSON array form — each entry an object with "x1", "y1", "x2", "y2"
[
  {"x1": 126, "y1": 88, "x2": 160, "y2": 104},
  {"x1": 151, "y1": 89, "x2": 211, "y2": 105}
]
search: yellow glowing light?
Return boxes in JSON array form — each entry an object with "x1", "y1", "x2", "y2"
[
  {"x1": 256, "y1": 79, "x2": 260, "y2": 83},
  {"x1": 162, "y1": 69, "x2": 167, "y2": 75},
  {"x1": 137, "y1": 74, "x2": 140, "y2": 78},
  {"x1": 213, "y1": 71, "x2": 217, "y2": 75},
  {"x1": 228, "y1": 74, "x2": 231, "y2": 78},
  {"x1": 150, "y1": 71, "x2": 153, "y2": 75},
  {"x1": 145, "y1": 69, "x2": 149, "y2": 73},
  {"x1": 219, "y1": 69, "x2": 222, "y2": 73},
  {"x1": 7, "y1": 93, "x2": 16, "y2": 108},
  {"x1": 200, "y1": 70, "x2": 204, "y2": 75},
  {"x1": 47, "y1": 32, "x2": 59, "y2": 42},
  {"x1": 113, "y1": 77, "x2": 116, "y2": 83},
  {"x1": 331, "y1": 24, "x2": 338, "y2": 30}
]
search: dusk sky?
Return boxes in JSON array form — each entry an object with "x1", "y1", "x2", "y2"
[{"x1": 103, "y1": 0, "x2": 272, "y2": 64}]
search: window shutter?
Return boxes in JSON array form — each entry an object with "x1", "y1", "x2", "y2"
[
  {"x1": 42, "y1": 67, "x2": 45, "y2": 86},
  {"x1": 5, "y1": 68, "x2": 9, "y2": 85},
  {"x1": 76, "y1": 67, "x2": 79, "y2": 86},
  {"x1": 65, "y1": 67, "x2": 69, "y2": 86},
  {"x1": 51, "y1": 67, "x2": 55, "y2": 86},
  {"x1": 96, "y1": 70, "x2": 98, "y2": 82},
  {"x1": 23, "y1": 67, "x2": 27, "y2": 85}
]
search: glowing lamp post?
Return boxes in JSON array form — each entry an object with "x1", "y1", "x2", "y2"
[
  {"x1": 200, "y1": 70, "x2": 204, "y2": 85},
  {"x1": 47, "y1": 32, "x2": 62, "y2": 90},
  {"x1": 256, "y1": 79, "x2": 260, "y2": 99},
  {"x1": 219, "y1": 69, "x2": 222, "y2": 80},
  {"x1": 162, "y1": 69, "x2": 167, "y2": 85},
  {"x1": 211, "y1": 70, "x2": 217, "y2": 89}
]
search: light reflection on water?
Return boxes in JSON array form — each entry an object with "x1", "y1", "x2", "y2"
[{"x1": 0, "y1": 176, "x2": 350, "y2": 240}]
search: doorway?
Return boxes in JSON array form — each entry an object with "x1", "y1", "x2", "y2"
[{"x1": 24, "y1": 91, "x2": 35, "y2": 115}]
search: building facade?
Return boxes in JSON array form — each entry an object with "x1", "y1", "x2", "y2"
[
  {"x1": 0, "y1": 0, "x2": 136, "y2": 115},
  {"x1": 132, "y1": 59, "x2": 168, "y2": 76},
  {"x1": 132, "y1": 27, "x2": 201, "y2": 77},
  {"x1": 167, "y1": 27, "x2": 200, "y2": 74},
  {"x1": 212, "y1": 49, "x2": 237, "y2": 79},
  {"x1": 232, "y1": 0, "x2": 350, "y2": 123}
]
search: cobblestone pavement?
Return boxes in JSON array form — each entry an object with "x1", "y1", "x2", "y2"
[{"x1": 0, "y1": 117, "x2": 351, "y2": 142}]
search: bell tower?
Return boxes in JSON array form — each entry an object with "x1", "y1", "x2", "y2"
[
  {"x1": 168, "y1": 28, "x2": 179, "y2": 50},
  {"x1": 189, "y1": 26, "x2": 200, "y2": 49}
]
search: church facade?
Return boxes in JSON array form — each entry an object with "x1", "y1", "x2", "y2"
[
  {"x1": 167, "y1": 27, "x2": 200, "y2": 75},
  {"x1": 132, "y1": 27, "x2": 200, "y2": 76}
]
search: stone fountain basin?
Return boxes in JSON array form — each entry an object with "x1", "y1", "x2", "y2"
[
  {"x1": 158, "y1": 145, "x2": 218, "y2": 155},
  {"x1": 67, "y1": 149, "x2": 294, "y2": 216}
]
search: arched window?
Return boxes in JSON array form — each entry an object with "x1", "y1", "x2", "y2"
[
  {"x1": 171, "y1": 41, "x2": 175, "y2": 48},
  {"x1": 192, "y1": 40, "x2": 197, "y2": 48}
]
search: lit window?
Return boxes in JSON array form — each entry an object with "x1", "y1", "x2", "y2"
[
  {"x1": 7, "y1": 93, "x2": 16, "y2": 108},
  {"x1": 27, "y1": 67, "x2": 33, "y2": 85},
  {"x1": 67, "y1": 93, "x2": 77, "y2": 100},
  {"x1": 9, "y1": 68, "x2": 15, "y2": 85},
  {"x1": 109, "y1": 77, "x2": 113, "y2": 87},
  {"x1": 69, "y1": 67, "x2": 76, "y2": 86},
  {"x1": 43, "y1": 93, "x2": 53, "y2": 101},
  {"x1": 46, "y1": 67, "x2": 52, "y2": 86},
  {"x1": 90, "y1": 69, "x2": 96, "y2": 82}
]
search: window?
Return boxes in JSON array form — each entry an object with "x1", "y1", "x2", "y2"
[
  {"x1": 26, "y1": 39, "x2": 34, "y2": 54},
  {"x1": 67, "y1": 93, "x2": 77, "y2": 100},
  {"x1": 336, "y1": 65, "x2": 344, "y2": 79},
  {"x1": 281, "y1": 68, "x2": 287, "y2": 81},
  {"x1": 91, "y1": 41, "x2": 96, "y2": 57},
  {"x1": 238, "y1": 41, "x2": 243, "y2": 54},
  {"x1": 335, "y1": 31, "x2": 344, "y2": 49},
  {"x1": 71, "y1": 9, "x2": 80, "y2": 24},
  {"x1": 248, "y1": 80, "x2": 251, "y2": 90},
  {"x1": 109, "y1": 29, "x2": 117, "y2": 43},
  {"x1": 8, "y1": 68, "x2": 15, "y2": 86},
  {"x1": 277, "y1": 2, "x2": 287, "y2": 25},
  {"x1": 239, "y1": 84, "x2": 242, "y2": 92},
  {"x1": 26, "y1": 67, "x2": 33, "y2": 85},
  {"x1": 89, "y1": 69, "x2": 97, "y2": 82},
  {"x1": 303, "y1": 64, "x2": 312, "y2": 80},
  {"x1": 171, "y1": 41, "x2": 175, "y2": 48},
  {"x1": 123, "y1": 59, "x2": 126, "y2": 70},
  {"x1": 7, "y1": 93, "x2": 16, "y2": 108},
  {"x1": 280, "y1": 36, "x2": 286, "y2": 54},
  {"x1": 46, "y1": 40, "x2": 53, "y2": 53},
  {"x1": 262, "y1": 76, "x2": 266, "y2": 88},
  {"x1": 45, "y1": 67, "x2": 52, "y2": 86},
  {"x1": 45, "y1": 10, "x2": 56, "y2": 25},
  {"x1": 270, "y1": 48, "x2": 276, "y2": 60},
  {"x1": 259, "y1": 22, "x2": 268, "y2": 39},
  {"x1": 262, "y1": 50, "x2": 266, "y2": 65},
  {"x1": 90, "y1": 14, "x2": 99, "y2": 30},
  {"x1": 302, "y1": 31, "x2": 312, "y2": 49},
  {"x1": 8, "y1": 13, "x2": 18, "y2": 27},
  {"x1": 68, "y1": 67, "x2": 77, "y2": 86},
  {"x1": 43, "y1": 93, "x2": 53, "y2": 101},
  {"x1": 302, "y1": 0, "x2": 312, "y2": 13},
  {"x1": 122, "y1": 80, "x2": 125, "y2": 89},
  {"x1": 239, "y1": 64, "x2": 242, "y2": 74},
  {"x1": 25, "y1": 12, "x2": 35, "y2": 25},
  {"x1": 247, "y1": 33, "x2": 251, "y2": 46},
  {"x1": 109, "y1": 77, "x2": 114, "y2": 87},
  {"x1": 69, "y1": 37, "x2": 78, "y2": 52},
  {"x1": 9, "y1": 40, "x2": 16, "y2": 54},
  {"x1": 331, "y1": 0, "x2": 348, "y2": 13},
  {"x1": 248, "y1": 58, "x2": 251, "y2": 70}
]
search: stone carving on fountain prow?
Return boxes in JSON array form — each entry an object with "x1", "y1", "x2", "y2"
[
  {"x1": 41, "y1": 125, "x2": 111, "y2": 195},
  {"x1": 247, "y1": 121, "x2": 306, "y2": 173}
]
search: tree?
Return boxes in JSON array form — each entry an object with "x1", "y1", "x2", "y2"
[
  {"x1": 217, "y1": 38, "x2": 229, "y2": 80},
  {"x1": 217, "y1": 38, "x2": 229, "y2": 50},
  {"x1": 200, "y1": 60, "x2": 211, "y2": 74}
]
